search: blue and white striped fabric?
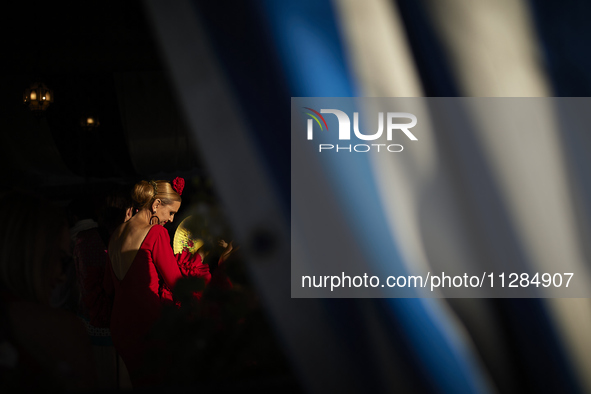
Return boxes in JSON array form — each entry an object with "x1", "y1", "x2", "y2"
[{"x1": 145, "y1": 0, "x2": 591, "y2": 392}]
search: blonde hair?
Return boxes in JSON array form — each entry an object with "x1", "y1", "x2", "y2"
[
  {"x1": 132, "y1": 180, "x2": 181, "y2": 210},
  {"x1": 0, "y1": 191, "x2": 67, "y2": 303}
]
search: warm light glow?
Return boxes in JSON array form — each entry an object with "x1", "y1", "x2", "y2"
[
  {"x1": 23, "y1": 83, "x2": 53, "y2": 112},
  {"x1": 87, "y1": 117, "x2": 94, "y2": 125}
]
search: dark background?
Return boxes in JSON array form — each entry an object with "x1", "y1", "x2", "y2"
[{"x1": 0, "y1": 2, "x2": 204, "y2": 204}]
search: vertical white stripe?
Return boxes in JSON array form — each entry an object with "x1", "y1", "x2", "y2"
[{"x1": 425, "y1": 0, "x2": 591, "y2": 390}]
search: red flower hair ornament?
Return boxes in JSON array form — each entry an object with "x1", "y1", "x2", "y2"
[{"x1": 172, "y1": 177, "x2": 185, "y2": 196}]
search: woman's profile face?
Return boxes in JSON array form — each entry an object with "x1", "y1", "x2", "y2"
[{"x1": 154, "y1": 200, "x2": 181, "y2": 226}]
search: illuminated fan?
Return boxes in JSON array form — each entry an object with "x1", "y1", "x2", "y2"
[{"x1": 173, "y1": 216, "x2": 203, "y2": 254}]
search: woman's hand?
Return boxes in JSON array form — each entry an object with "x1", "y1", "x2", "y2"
[{"x1": 219, "y1": 240, "x2": 234, "y2": 263}]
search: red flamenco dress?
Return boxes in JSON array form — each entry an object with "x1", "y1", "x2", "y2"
[
  {"x1": 163, "y1": 248, "x2": 234, "y2": 302},
  {"x1": 171, "y1": 250, "x2": 211, "y2": 300},
  {"x1": 105, "y1": 225, "x2": 182, "y2": 388}
]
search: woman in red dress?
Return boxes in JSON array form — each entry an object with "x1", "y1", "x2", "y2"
[{"x1": 106, "y1": 179, "x2": 184, "y2": 388}]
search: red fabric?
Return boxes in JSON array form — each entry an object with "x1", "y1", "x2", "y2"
[
  {"x1": 105, "y1": 225, "x2": 182, "y2": 388},
  {"x1": 73, "y1": 228, "x2": 112, "y2": 328},
  {"x1": 176, "y1": 250, "x2": 211, "y2": 283},
  {"x1": 160, "y1": 250, "x2": 211, "y2": 302}
]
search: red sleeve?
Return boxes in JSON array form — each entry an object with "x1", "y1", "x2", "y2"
[
  {"x1": 151, "y1": 226, "x2": 182, "y2": 291},
  {"x1": 175, "y1": 249, "x2": 191, "y2": 269},
  {"x1": 176, "y1": 250, "x2": 211, "y2": 284}
]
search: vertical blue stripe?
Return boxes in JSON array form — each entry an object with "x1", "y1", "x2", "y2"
[{"x1": 260, "y1": 0, "x2": 492, "y2": 392}]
